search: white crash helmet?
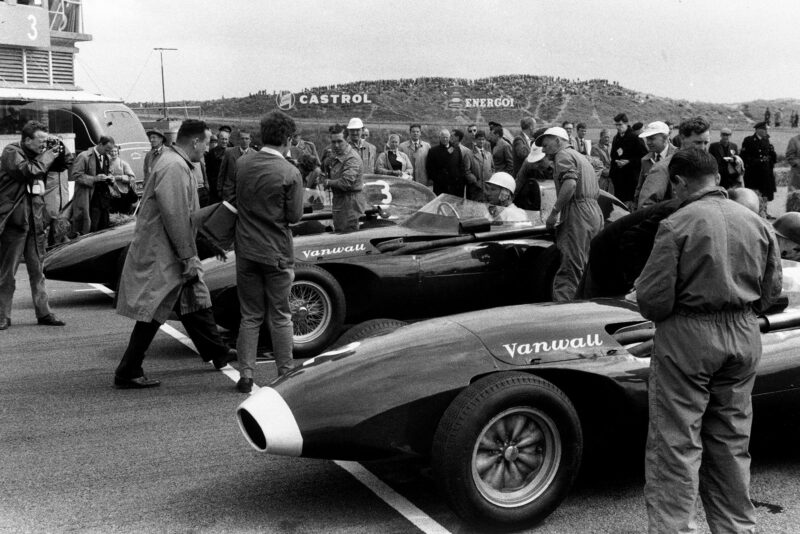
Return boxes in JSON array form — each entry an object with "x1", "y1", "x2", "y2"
[{"x1": 486, "y1": 172, "x2": 516, "y2": 193}]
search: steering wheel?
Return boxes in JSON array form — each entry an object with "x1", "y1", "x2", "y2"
[{"x1": 436, "y1": 202, "x2": 460, "y2": 219}]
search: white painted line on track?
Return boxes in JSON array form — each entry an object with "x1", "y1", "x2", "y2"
[
  {"x1": 89, "y1": 282, "x2": 440, "y2": 529},
  {"x1": 334, "y1": 461, "x2": 451, "y2": 534}
]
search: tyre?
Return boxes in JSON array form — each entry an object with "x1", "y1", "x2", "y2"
[
  {"x1": 431, "y1": 372, "x2": 582, "y2": 529},
  {"x1": 330, "y1": 318, "x2": 408, "y2": 349},
  {"x1": 291, "y1": 265, "x2": 346, "y2": 358}
]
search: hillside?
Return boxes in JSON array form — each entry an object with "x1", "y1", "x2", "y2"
[{"x1": 134, "y1": 74, "x2": 800, "y2": 128}]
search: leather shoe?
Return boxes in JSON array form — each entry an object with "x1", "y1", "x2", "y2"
[
  {"x1": 37, "y1": 314, "x2": 65, "y2": 326},
  {"x1": 114, "y1": 375, "x2": 161, "y2": 389},
  {"x1": 236, "y1": 377, "x2": 253, "y2": 394},
  {"x1": 211, "y1": 348, "x2": 238, "y2": 370},
  {"x1": 0, "y1": 317, "x2": 9, "y2": 330}
]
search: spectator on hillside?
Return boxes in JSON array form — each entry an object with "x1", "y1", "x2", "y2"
[
  {"x1": 468, "y1": 130, "x2": 493, "y2": 201},
  {"x1": 610, "y1": 112, "x2": 647, "y2": 207},
  {"x1": 512, "y1": 117, "x2": 535, "y2": 176},
  {"x1": 426, "y1": 129, "x2": 466, "y2": 196},
  {"x1": 376, "y1": 134, "x2": 413, "y2": 178},
  {"x1": 347, "y1": 117, "x2": 377, "y2": 175},
  {"x1": 592, "y1": 128, "x2": 613, "y2": 194},
  {"x1": 709, "y1": 128, "x2": 743, "y2": 189},
  {"x1": 489, "y1": 125, "x2": 513, "y2": 174}
]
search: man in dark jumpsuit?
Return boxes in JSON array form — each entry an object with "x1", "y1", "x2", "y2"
[
  {"x1": 536, "y1": 126, "x2": 603, "y2": 301},
  {"x1": 635, "y1": 148, "x2": 782, "y2": 533},
  {"x1": 323, "y1": 123, "x2": 366, "y2": 233}
]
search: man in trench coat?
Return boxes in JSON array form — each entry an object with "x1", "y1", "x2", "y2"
[{"x1": 114, "y1": 119, "x2": 235, "y2": 389}]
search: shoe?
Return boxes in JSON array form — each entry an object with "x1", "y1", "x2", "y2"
[
  {"x1": 37, "y1": 314, "x2": 65, "y2": 326},
  {"x1": 0, "y1": 317, "x2": 9, "y2": 330},
  {"x1": 212, "y1": 348, "x2": 238, "y2": 370},
  {"x1": 236, "y1": 377, "x2": 253, "y2": 394},
  {"x1": 114, "y1": 375, "x2": 161, "y2": 389}
]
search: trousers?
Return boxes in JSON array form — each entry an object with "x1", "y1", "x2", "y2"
[
  {"x1": 645, "y1": 310, "x2": 760, "y2": 534},
  {"x1": 552, "y1": 199, "x2": 603, "y2": 302},
  {"x1": 115, "y1": 306, "x2": 228, "y2": 379},
  {"x1": 236, "y1": 255, "x2": 295, "y2": 378}
]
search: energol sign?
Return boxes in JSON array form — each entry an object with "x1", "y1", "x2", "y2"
[{"x1": 464, "y1": 97, "x2": 515, "y2": 108}]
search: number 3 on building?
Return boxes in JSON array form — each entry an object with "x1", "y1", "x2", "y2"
[{"x1": 27, "y1": 14, "x2": 38, "y2": 41}]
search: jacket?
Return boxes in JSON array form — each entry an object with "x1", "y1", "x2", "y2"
[
  {"x1": 235, "y1": 148, "x2": 304, "y2": 267},
  {"x1": 70, "y1": 146, "x2": 107, "y2": 234},
  {"x1": 375, "y1": 150, "x2": 413, "y2": 177},
  {"x1": 0, "y1": 143, "x2": 55, "y2": 234},
  {"x1": 492, "y1": 138, "x2": 514, "y2": 174},
  {"x1": 709, "y1": 141, "x2": 742, "y2": 189},
  {"x1": 218, "y1": 146, "x2": 253, "y2": 204},
  {"x1": 349, "y1": 141, "x2": 377, "y2": 176},
  {"x1": 636, "y1": 187, "x2": 782, "y2": 322},
  {"x1": 633, "y1": 145, "x2": 677, "y2": 209},
  {"x1": 115, "y1": 145, "x2": 208, "y2": 323},
  {"x1": 740, "y1": 133, "x2": 777, "y2": 199},
  {"x1": 511, "y1": 133, "x2": 531, "y2": 177},
  {"x1": 785, "y1": 135, "x2": 800, "y2": 189},
  {"x1": 426, "y1": 144, "x2": 466, "y2": 196},
  {"x1": 399, "y1": 139, "x2": 431, "y2": 186}
]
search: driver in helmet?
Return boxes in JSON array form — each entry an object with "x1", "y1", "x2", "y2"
[{"x1": 485, "y1": 172, "x2": 532, "y2": 224}]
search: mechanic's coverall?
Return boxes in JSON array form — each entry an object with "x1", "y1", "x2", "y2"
[
  {"x1": 551, "y1": 147, "x2": 603, "y2": 301},
  {"x1": 635, "y1": 187, "x2": 782, "y2": 534},
  {"x1": 325, "y1": 144, "x2": 366, "y2": 233}
]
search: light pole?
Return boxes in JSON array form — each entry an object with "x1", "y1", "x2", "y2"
[{"x1": 154, "y1": 47, "x2": 177, "y2": 120}]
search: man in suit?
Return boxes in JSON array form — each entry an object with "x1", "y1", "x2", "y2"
[
  {"x1": 633, "y1": 121, "x2": 677, "y2": 209},
  {"x1": 204, "y1": 125, "x2": 231, "y2": 204},
  {"x1": 489, "y1": 124, "x2": 513, "y2": 174},
  {"x1": 468, "y1": 130, "x2": 493, "y2": 201},
  {"x1": 347, "y1": 117, "x2": 377, "y2": 175},
  {"x1": 562, "y1": 121, "x2": 577, "y2": 148},
  {"x1": 709, "y1": 128, "x2": 743, "y2": 189},
  {"x1": 426, "y1": 129, "x2": 466, "y2": 196},
  {"x1": 71, "y1": 135, "x2": 116, "y2": 234},
  {"x1": 610, "y1": 112, "x2": 648, "y2": 207},
  {"x1": 399, "y1": 123, "x2": 431, "y2": 187},
  {"x1": 218, "y1": 129, "x2": 253, "y2": 204},
  {"x1": 574, "y1": 123, "x2": 590, "y2": 156},
  {"x1": 740, "y1": 121, "x2": 777, "y2": 218},
  {"x1": 512, "y1": 117, "x2": 535, "y2": 177}
]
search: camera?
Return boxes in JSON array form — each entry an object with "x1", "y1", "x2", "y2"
[{"x1": 45, "y1": 135, "x2": 64, "y2": 154}]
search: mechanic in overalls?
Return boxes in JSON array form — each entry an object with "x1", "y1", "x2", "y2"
[
  {"x1": 635, "y1": 148, "x2": 782, "y2": 533},
  {"x1": 323, "y1": 123, "x2": 366, "y2": 233},
  {"x1": 536, "y1": 126, "x2": 603, "y2": 301}
]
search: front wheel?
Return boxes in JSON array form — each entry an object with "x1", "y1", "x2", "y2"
[
  {"x1": 290, "y1": 265, "x2": 346, "y2": 358},
  {"x1": 431, "y1": 372, "x2": 582, "y2": 529}
]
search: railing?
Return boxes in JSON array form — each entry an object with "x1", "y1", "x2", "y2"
[
  {"x1": 48, "y1": 0, "x2": 82, "y2": 33},
  {"x1": 131, "y1": 105, "x2": 204, "y2": 120}
]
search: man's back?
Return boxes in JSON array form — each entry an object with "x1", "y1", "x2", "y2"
[{"x1": 637, "y1": 189, "x2": 781, "y2": 320}]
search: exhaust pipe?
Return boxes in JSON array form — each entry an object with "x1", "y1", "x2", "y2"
[{"x1": 236, "y1": 387, "x2": 303, "y2": 456}]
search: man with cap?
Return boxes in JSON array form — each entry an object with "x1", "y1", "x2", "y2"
[
  {"x1": 632, "y1": 121, "x2": 676, "y2": 208},
  {"x1": 709, "y1": 128, "x2": 743, "y2": 189},
  {"x1": 484, "y1": 172, "x2": 530, "y2": 224},
  {"x1": 635, "y1": 147, "x2": 782, "y2": 534},
  {"x1": 323, "y1": 123, "x2": 366, "y2": 233},
  {"x1": 204, "y1": 125, "x2": 231, "y2": 204},
  {"x1": 740, "y1": 121, "x2": 777, "y2": 218},
  {"x1": 347, "y1": 118, "x2": 377, "y2": 175},
  {"x1": 467, "y1": 129, "x2": 493, "y2": 201},
  {"x1": 514, "y1": 133, "x2": 548, "y2": 212},
  {"x1": 536, "y1": 126, "x2": 603, "y2": 301},
  {"x1": 610, "y1": 112, "x2": 647, "y2": 207},
  {"x1": 218, "y1": 129, "x2": 253, "y2": 204},
  {"x1": 143, "y1": 128, "x2": 166, "y2": 187},
  {"x1": 637, "y1": 116, "x2": 711, "y2": 210}
]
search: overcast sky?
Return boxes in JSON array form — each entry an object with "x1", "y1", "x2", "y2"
[{"x1": 75, "y1": 0, "x2": 800, "y2": 105}]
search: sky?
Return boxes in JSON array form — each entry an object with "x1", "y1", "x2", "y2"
[{"x1": 75, "y1": 0, "x2": 800, "y2": 105}]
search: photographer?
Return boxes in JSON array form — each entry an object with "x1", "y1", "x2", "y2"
[
  {"x1": 0, "y1": 120, "x2": 66, "y2": 330},
  {"x1": 70, "y1": 136, "x2": 116, "y2": 234}
]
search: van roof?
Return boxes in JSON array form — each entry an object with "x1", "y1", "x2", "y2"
[{"x1": 0, "y1": 88, "x2": 121, "y2": 103}]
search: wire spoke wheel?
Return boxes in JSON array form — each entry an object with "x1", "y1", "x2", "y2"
[
  {"x1": 471, "y1": 407, "x2": 561, "y2": 508},
  {"x1": 290, "y1": 280, "x2": 332, "y2": 343}
]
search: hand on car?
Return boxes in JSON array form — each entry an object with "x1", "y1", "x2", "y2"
[{"x1": 546, "y1": 211, "x2": 559, "y2": 230}]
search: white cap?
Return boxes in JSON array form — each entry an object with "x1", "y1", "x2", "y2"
[
  {"x1": 534, "y1": 127, "x2": 569, "y2": 147},
  {"x1": 526, "y1": 144, "x2": 545, "y2": 163},
  {"x1": 486, "y1": 172, "x2": 516, "y2": 193},
  {"x1": 347, "y1": 118, "x2": 364, "y2": 129},
  {"x1": 638, "y1": 121, "x2": 670, "y2": 138}
]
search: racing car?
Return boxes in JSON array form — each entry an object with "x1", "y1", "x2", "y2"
[
  {"x1": 203, "y1": 187, "x2": 628, "y2": 358},
  {"x1": 235, "y1": 260, "x2": 800, "y2": 529}
]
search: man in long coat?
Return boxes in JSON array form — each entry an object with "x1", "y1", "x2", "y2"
[
  {"x1": 741, "y1": 121, "x2": 777, "y2": 217},
  {"x1": 114, "y1": 119, "x2": 235, "y2": 389}
]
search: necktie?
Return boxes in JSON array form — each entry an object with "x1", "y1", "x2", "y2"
[{"x1": 655, "y1": 154, "x2": 661, "y2": 162}]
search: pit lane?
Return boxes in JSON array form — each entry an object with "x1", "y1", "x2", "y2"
[{"x1": 2, "y1": 274, "x2": 800, "y2": 533}]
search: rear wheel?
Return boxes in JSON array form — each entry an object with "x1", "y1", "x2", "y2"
[
  {"x1": 432, "y1": 372, "x2": 582, "y2": 529},
  {"x1": 291, "y1": 265, "x2": 346, "y2": 358}
]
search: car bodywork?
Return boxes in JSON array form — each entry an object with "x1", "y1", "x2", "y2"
[{"x1": 236, "y1": 260, "x2": 800, "y2": 528}]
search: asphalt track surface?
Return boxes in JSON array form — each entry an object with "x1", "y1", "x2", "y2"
[{"x1": 3, "y1": 272, "x2": 800, "y2": 533}]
